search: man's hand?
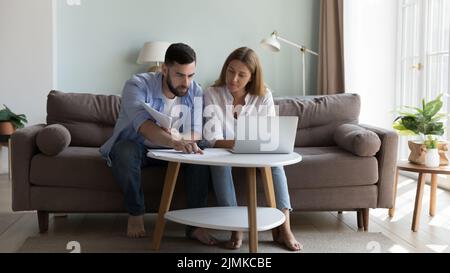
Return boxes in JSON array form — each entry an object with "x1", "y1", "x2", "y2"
[
  {"x1": 162, "y1": 128, "x2": 183, "y2": 141},
  {"x1": 140, "y1": 121, "x2": 202, "y2": 153},
  {"x1": 162, "y1": 127, "x2": 172, "y2": 135},
  {"x1": 173, "y1": 140, "x2": 204, "y2": 154},
  {"x1": 161, "y1": 126, "x2": 201, "y2": 153}
]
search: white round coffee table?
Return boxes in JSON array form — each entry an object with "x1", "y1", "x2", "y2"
[{"x1": 148, "y1": 148, "x2": 302, "y2": 253}]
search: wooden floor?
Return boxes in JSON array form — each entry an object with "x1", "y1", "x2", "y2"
[{"x1": 1, "y1": 173, "x2": 449, "y2": 253}]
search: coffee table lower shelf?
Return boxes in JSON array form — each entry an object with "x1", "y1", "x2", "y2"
[{"x1": 165, "y1": 206, "x2": 285, "y2": 231}]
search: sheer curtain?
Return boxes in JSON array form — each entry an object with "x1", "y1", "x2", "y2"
[{"x1": 343, "y1": 0, "x2": 398, "y2": 129}]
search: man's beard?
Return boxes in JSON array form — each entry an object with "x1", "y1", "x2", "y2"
[{"x1": 166, "y1": 74, "x2": 188, "y2": 97}]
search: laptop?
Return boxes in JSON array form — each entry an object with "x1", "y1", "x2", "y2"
[{"x1": 230, "y1": 116, "x2": 298, "y2": 154}]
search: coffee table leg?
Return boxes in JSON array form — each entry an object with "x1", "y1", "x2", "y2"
[
  {"x1": 261, "y1": 167, "x2": 280, "y2": 241},
  {"x1": 430, "y1": 173, "x2": 438, "y2": 217},
  {"x1": 389, "y1": 168, "x2": 399, "y2": 218},
  {"x1": 247, "y1": 167, "x2": 258, "y2": 253},
  {"x1": 412, "y1": 172, "x2": 426, "y2": 232},
  {"x1": 152, "y1": 162, "x2": 180, "y2": 250},
  {"x1": 261, "y1": 167, "x2": 276, "y2": 207}
]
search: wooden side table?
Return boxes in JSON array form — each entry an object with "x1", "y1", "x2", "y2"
[
  {"x1": 0, "y1": 137, "x2": 12, "y2": 181},
  {"x1": 389, "y1": 161, "x2": 450, "y2": 232}
]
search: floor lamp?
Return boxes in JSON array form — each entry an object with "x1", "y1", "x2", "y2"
[{"x1": 261, "y1": 31, "x2": 319, "y2": 96}]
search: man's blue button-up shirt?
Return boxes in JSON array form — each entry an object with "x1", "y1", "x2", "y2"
[{"x1": 100, "y1": 72, "x2": 203, "y2": 166}]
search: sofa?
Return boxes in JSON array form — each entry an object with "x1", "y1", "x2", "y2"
[{"x1": 11, "y1": 90, "x2": 398, "y2": 233}]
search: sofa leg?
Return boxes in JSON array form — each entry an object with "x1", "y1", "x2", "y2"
[
  {"x1": 37, "y1": 211, "x2": 49, "y2": 233},
  {"x1": 362, "y1": 208, "x2": 369, "y2": 231},
  {"x1": 356, "y1": 210, "x2": 363, "y2": 229}
]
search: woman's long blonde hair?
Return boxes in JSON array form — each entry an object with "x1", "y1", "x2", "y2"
[{"x1": 213, "y1": 47, "x2": 265, "y2": 96}]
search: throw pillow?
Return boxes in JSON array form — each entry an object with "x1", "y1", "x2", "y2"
[
  {"x1": 36, "y1": 124, "x2": 71, "y2": 156},
  {"x1": 334, "y1": 124, "x2": 381, "y2": 157}
]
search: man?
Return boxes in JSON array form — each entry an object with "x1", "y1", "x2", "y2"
[{"x1": 100, "y1": 43, "x2": 217, "y2": 245}]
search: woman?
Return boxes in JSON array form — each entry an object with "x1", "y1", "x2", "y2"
[{"x1": 203, "y1": 47, "x2": 302, "y2": 251}]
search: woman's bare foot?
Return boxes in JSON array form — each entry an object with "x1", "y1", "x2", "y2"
[
  {"x1": 190, "y1": 228, "x2": 219, "y2": 246},
  {"x1": 276, "y1": 229, "x2": 302, "y2": 251},
  {"x1": 127, "y1": 215, "x2": 146, "y2": 238},
  {"x1": 225, "y1": 231, "x2": 243, "y2": 250},
  {"x1": 274, "y1": 209, "x2": 302, "y2": 251}
]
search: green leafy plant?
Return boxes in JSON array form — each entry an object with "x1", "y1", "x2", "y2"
[
  {"x1": 424, "y1": 135, "x2": 438, "y2": 149},
  {"x1": 393, "y1": 94, "x2": 445, "y2": 137},
  {"x1": 0, "y1": 105, "x2": 28, "y2": 129}
]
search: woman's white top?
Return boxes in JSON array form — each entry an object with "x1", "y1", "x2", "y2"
[{"x1": 203, "y1": 86, "x2": 276, "y2": 147}]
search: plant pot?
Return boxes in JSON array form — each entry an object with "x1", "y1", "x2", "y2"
[
  {"x1": 425, "y1": 148, "x2": 440, "y2": 168},
  {"x1": 0, "y1": 121, "x2": 15, "y2": 136},
  {"x1": 408, "y1": 140, "x2": 449, "y2": 166}
]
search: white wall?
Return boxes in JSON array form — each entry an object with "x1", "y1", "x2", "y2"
[
  {"x1": 0, "y1": 0, "x2": 54, "y2": 173},
  {"x1": 0, "y1": 0, "x2": 318, "y2": 173},
  {"x1": 55, "y1": 0, "x2": 319, "y2": 96},
  {"x1": 344, "y1": 0, "x2": 398, "y2": 129}
]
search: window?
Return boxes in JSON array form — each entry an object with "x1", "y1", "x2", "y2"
[{"x1": 397, "y1": 0, "x2": 450, "y2": 160}]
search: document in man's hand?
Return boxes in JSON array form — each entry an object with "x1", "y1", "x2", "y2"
[{"x1": 141, "y1": 102, "x2": 172, "y2": 128}]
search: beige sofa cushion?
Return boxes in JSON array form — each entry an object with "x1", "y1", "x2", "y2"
[
  {"x1": 275, "y1": 94, "x2": 361, "y2": 147},
  {"x1": 333, "y1": 124, "x2": 381, "y2": 157},
  {"x1": 46, "y1": 90, "x2": 120, "y2": 147},
  {"x1": 36, "y1": 124, "x2": 71, "y2": 156},
  {"x1": 284, "y1": 147, "x2": 379, "y2": 189},
  {"x1": 29, "y1": 147, "x2": 167, "y2": 192}
]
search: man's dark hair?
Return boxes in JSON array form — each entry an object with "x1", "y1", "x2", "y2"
[{"x1": 164, "y1": 43, "x2": 196, "y2": 66}]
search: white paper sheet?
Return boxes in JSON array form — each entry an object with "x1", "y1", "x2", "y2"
[
  {"x1": 141, "y1": 102, "x2": 172, "y2": 128},
  {"x1": 147, "y1": 148, "x2": 232, "y2": 159}
]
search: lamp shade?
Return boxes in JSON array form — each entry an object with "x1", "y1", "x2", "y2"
[
  {"x1": 260, "y1": 34, "x2": 280, "y2": 52},
  {"x1": 137, "y1": 41, "x2": 171, "y2": 64}
]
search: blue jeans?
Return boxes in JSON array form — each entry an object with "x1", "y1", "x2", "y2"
[
  {"x1": 210, "y1": 166, "x2": 292, "y2": 211},
  {"x1": 110, "y1": 139, "x2": 210, "y2": 216}
]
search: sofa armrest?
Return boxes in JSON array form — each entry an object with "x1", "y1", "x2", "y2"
[
  {"x1": 11, "y1": 124, "x2": 46, "y2": 211},
  {"x1": 359, "y1": 124, "x2": 398, "y2": 208}
]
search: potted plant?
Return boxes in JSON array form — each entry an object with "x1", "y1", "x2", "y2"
[
  {"x1": 393, "y1": 94, "x2": 448, "y2": 165},
  {"x1": 0, "y1": 105, "x2": 28, "y2": 137},
  {"x1": 424, "y1": 135, "x2": 440, "y2": 167}
]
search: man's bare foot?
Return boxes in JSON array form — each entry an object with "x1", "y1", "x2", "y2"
[
  {"x1": 190, "y1": 228, "x2": 219, "y2": 246},
  {"x1": 127, "y1": 215, "x2": 146, "y2": 238},
  {"x1": 225, "y1": 231, "x2": 243, "y2": 250},
  {"x1": 276, "y1": 229, "x2": 302, "y2": 251}
]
